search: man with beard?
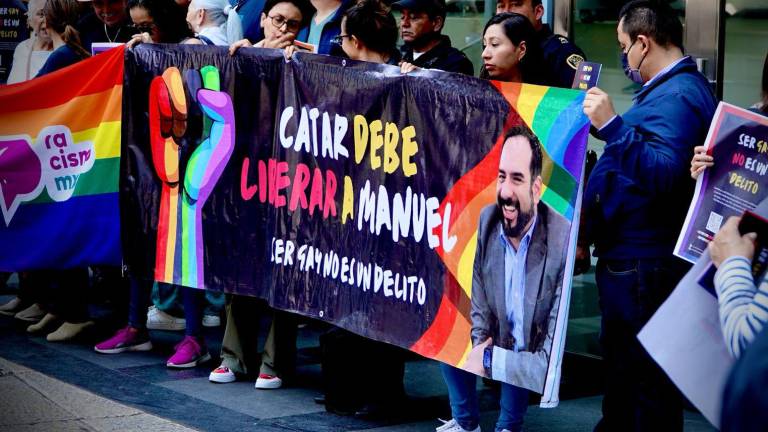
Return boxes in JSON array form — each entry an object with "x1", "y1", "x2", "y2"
[
  {"x1": 469, "y1": 126, "x2": 569, "y2": 390},
  {"x1": 392, "y1": 0, "x2": 472, "y2": 75},
  {"x1": 444, "y1": 126, "x2": 569, "y2": 432}
]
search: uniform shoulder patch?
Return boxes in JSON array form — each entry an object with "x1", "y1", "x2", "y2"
[{"x1": 566, "y1": 54, "x2": 584, "y2": 70}]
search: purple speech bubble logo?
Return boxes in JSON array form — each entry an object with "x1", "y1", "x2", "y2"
[{"x1": 0, "y1": 136, "x2": 43, "y2": 225}]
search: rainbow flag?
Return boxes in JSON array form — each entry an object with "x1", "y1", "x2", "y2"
[
  {"x1": 0, "y1": 46, "x2": 124, "y2": 270},
  {"x1": 411, "y1": 82, "x2": 589, "y2": 366}
]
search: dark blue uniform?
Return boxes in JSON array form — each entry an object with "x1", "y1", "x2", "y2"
[{"x1": 537, "y1": 24, "x2": 585, "y2": 89}]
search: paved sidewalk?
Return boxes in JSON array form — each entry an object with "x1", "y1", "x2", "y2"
[
  {"x1": 0, "y1": 357, "x2": 196, "y2": 432},
  {"x1": 0, "y1": 291, "x2": 716, "y2": 432}
]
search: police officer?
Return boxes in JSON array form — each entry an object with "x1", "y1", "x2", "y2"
[
  {"x1": 496, "y1": 0, "x2": 585, "y2": 88},
  {"x1": 393, "y1": 0, "x2": 473, "y2": 75}
]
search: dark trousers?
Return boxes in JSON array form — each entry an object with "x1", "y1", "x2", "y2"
[
  {"x1": 721, "y1": 326, "x2": 768, "y2": 432},
  {"x1": 37, "y1": 269, "x2": 90, "y2": 323},
  {"x1": 128, "y1": 279, "x2": 204, "y2": 337},
  {"x1": 320, "y1": 328, "x2": 405, "y2": 412},
  {"x1": 594, "y1": 257, "x2": 688, "y2": 432}
]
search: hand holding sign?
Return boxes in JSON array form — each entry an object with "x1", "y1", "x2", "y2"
[
  {"x1": 709, "y1": 216, "x2": 757, "y2": 267},
  {"x1": 691, "y1": 145, "x2": 714, "y2": 180}
]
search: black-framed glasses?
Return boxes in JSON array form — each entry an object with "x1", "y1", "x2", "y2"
[
  {"x1": 331, "y1": 34, "x2": 352, "y2": 45},
  {"x1": 269, "y1": 14, "x2": 301, "y2": 32},
  {"x1": 131, "y1": 23, "x2": 157, "y2": 34}
]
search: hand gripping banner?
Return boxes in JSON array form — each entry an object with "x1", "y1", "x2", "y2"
[{"x1": 132, "y1": 44, "x2": 591, "y2": 405}]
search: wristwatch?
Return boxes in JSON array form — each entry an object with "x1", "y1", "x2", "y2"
[{"x1": 482, "y1": 345, "x2": 493, "y2": 378}]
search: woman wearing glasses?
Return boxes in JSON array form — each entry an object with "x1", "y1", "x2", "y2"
[
  {"x1": 126, "y1": 0, "x2": 191, "y2": 47},
  {"x1": 334, "y1": 0, "x2": 399, "y2": 65},
  {"x1": 228, "y1": 0, "x2": 313, "y2": 52}
]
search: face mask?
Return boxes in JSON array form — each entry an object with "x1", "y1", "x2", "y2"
[{"x1": 621, "y1": 40, "x2": 646, "y2": 84}]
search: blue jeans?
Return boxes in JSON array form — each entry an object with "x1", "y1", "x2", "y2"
[
  {"x1": 128, "y1": 279, "x2": 204, "y2": 337},
  {"x1": 441, "y1": 363, "x2": 529, "y2": 432},
  {"x1": 594, "y1": 257, "x2": 687, "y2": 432},
  {"x1": 152, "y1": 281, "x2": 224, "y2": 317}
]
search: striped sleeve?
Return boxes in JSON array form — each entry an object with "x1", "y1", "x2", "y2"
[{"x1": 714, "y1": 256, "x2": 768, "y2": 357}]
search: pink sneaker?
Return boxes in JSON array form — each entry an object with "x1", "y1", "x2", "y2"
[
  {"x1": 167, "y1": 336, "x2": 211, "y2": 368},
  {"x1": 94, "y1": 326, "x2": 153, "y2": 354}
]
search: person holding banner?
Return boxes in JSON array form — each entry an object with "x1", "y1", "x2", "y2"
[
  {"x1": 228, "y1": 0, "x2": 313, "y2": 52},
  {"x1": 709, "y1": 200, "x2": 768, "y2": 431},
  {"x1": 333, "y1": 0, "x2": 400, "y2": 65},
  {"x1": 709, "y1": 211, "x2": 767, "y2": 358},
  {"x1": 183, "y1": 0, "x2": 244, "y2": 46},
  {"x1": 580, "y1": 1, "x2": 717, "y2": 430},
  {"x1": 691, "y1": 52, "x2": 767, "y2": 181},
  {"x1": 294, "y1": 0, "x2": 351, "y2": 55},
  {"x1": 77, "y1": 0, "x2": 134, "y2": 52},
  {"x1": 126, "y1": 0, "x2": 192, "y2": 47}
]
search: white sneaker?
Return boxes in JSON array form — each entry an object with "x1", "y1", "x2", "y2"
[
  {"x1": 146, "y1": 306, "x2": 185, "y2": 331},
  {"x1": 15, "y1": 303, "x2": 46, "y2": 322},
  {"x1": 254, "y1": 373, "x2": 282, "y2": 389},
  {"x1": 0, "y1": 297, "x2": 22, "y2": 316},
  {"x1": 436, "y1": 418, "x2": 480, "y2": 432},
  {"x1": 202, "y1": 314, "x2": 221, "y2": 328},
  {"x1": 209, "y1": 364, "x2": 236, "y2": 383}
]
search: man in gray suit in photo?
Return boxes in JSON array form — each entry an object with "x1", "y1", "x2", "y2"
[{"x1": 464, "y1": 125, "x2": 570, "y2": 394}]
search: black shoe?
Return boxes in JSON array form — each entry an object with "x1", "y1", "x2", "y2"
[
  {"x1": 314, "y1": 395, "x2": 326, "y2": 405},
  {"x1": 325, "y1": 403, "x2": 357, "y2": 416},
  {"x1": 353, "y1": 403, "x2": 392, "y2": 420}
]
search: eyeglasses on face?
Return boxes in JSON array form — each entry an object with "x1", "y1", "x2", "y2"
[
  {"x1": 131, "y1": 23, "x2": 157, "y2": 34},
  {"x1": 331, "y1": 34, "x2": 351, "y2": 45},
  {"x1": 269, "y1": 14, "x2": 301, "y2": 32}
]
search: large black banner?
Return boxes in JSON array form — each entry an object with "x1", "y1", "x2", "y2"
[{"x1": 123, "y1": 44, "x2": 589, "y2": 402}]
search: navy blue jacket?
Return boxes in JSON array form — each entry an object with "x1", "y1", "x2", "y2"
[
  {"x1": 236, "y1": 0, "x2": 266, "y2": 43},
  {"x1": 36, "y1": 45, "x2": 83, "y2": 77},
  {"x1": 295, "y1": 0, "x2": 352, "y2": 56},
  {"x1": 583, "y1": 56, "x2": 717, "y2": 259}
]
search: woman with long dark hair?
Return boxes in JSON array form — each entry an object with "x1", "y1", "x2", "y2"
[{"x1": 480, "y1": 11, "x2": 543, "y2": 83}]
